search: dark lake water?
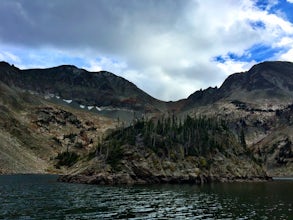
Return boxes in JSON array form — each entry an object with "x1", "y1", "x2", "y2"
[{"x1": 0, "y1": 175, "x2": 292, "y2": 219}]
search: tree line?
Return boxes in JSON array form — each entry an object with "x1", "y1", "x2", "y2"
[{"x1": 95, "y1": 115, "x2": 242, "y2": 163}]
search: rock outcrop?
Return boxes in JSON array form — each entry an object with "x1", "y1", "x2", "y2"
[
  {"x1": 59, "y1": 144, "x2": 269, "y2": 185},
  {"x1": 59, "y1": 116, "x2": 270, "y2": 185}
]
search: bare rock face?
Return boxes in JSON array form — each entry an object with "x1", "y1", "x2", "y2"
[
  {"x1": 253, "y1": 131, "x2": 293, "y2": 177},
  {"x1": 59, "y1": 143, "x2": 270, "y2": 185}
]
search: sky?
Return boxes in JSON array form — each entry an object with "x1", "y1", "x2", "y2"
[{"x1": 0, "y1": 0, "x2": 293, "y2": 101}]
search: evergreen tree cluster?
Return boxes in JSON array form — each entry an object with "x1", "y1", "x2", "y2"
[{"x1": 98, "y1": 115, "x2": 241, "y2": 161}]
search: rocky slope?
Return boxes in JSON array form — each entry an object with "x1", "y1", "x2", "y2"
[
  {"x1": 184, "y1": 61, "x2": 293, "y2": 110},
  {"x1": 251, "y1": 104, "x2": 293, "y2": 176},
  {"x1": 0, "y1": 61, "x2": 166, "y2": 116},
  {"x1": 0, "y1": 81, "x2": 116, "y2": 174},
  {"x1": 179, "y1": 100, "x2": 293, "y2": 177},
  {"x1": 181, "y1": 61, "x2": 293, "y2": 177}
]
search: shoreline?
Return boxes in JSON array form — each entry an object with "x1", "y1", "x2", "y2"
[
  {"x1": 3, "y1": 173, "x2": 293, "y2": 185},
  {"x1": 272, "y1": 177, "x2": 293, "y2": 181},
  {"x1": 57, "y1": 173, "x2": 273, "y2": 186}
]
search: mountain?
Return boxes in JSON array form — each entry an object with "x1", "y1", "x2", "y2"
[
  {"x1": 0, "y1": 62, "x2": 166, "y2": 117},
  {"x1": 0, "y1": 60, "x2": 292, "y2": 180},
  {"x1": 219, "y1": 61, "x2": 293, "y2": 102},
  {"x1": 184, "y1": 61, "x2": 293, "y2": 110},
  {"x1": 0, "y1": 79, "x2": 116, "y2": 174},
  {"x1": 182, "y1": 61, "x2": 293, "y2": 177},
  {"x1": 0, "y1": 81, "x2": 48, "y2": 173},
  {"x1": 1, "y1": 61, "x2": 292, "y2": 114},
  {"x1": 57, "y1": 61, "x2": 293, "y2": 183}
]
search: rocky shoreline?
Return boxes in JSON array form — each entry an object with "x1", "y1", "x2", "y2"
[
  {"x1": 58, "y1": 173, "x2": 271, "y2": 185},
  {"x1": 57, "y1": 144, "x2": 271, "y2": 185}
]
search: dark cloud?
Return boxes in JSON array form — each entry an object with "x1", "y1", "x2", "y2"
[
  {"x1": 0, "y1": 0, "x2": 292, "y2": 100},
  {"x1": 0, "y1": 0, "x2": 187, "y2": 51}
]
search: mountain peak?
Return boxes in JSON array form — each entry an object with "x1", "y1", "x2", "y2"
[
  {"x1": 0, "y1": 62, "x2": 165, "y2": 115},
  {"x1": 222, "y1": 62, "x2": 292, "y2": 102},
  {"x1": 249, "y1": 61, "x2": 293, "y2": 72},
  {"x1": 183, "y1": 61, "x2": 293, "y2": 110},
  {"x1": 0, "y1": 61, "x2": 14, "y2": 68}
]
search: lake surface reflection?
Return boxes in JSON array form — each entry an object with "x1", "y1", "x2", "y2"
[{"x1": 0, "y1": 174, "x2": 292, "y2": 219}]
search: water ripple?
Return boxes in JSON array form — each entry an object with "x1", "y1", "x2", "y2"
[{"x1": 0, "y1": 175, "x2": 292, "y2": 219}]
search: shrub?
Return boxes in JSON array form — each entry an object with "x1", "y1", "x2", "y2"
[
  {"x1": 55, "y1": 151, "x2": 79, "y2": 167},
  {"x1": 106, "y1": 144, "x2": 123, "y2": 170},
  {"x1": 199, "y1": 156, "x2": 207, "y2": 168},
  {"x1": 74, "y1": 142, "x2": 83, "y2": 148}
]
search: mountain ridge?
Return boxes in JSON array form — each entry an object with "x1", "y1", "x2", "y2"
[
  {"x1": 1, "y1": 60, "x2": 293, "y2": 114},
  {"x1": 183, "y1": 61, "x2": 293, "y2": 111},
  {"x1": 0, "y1": 60, "x2": 292, "y2": 179},
  {"x1": 0, "y1": 61, "x2": 167, "y2": 115}
]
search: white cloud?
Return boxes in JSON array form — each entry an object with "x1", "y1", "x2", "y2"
[
  {"x1": 216, "y1": 60, "x2": 257, "y2": 77},
  {"x1": 83, "y1": 60, "x2": 102, "y2": 72},
  {"x1": 1, "y1": 0, "x2": 293, "y2": 100},
  {"x1": 123, "y1": 67, "x2": 203, "y2": 101},
  {"x1": 279, "y1": 48, "x2": 293, "y2": 61},
  {"x1": 287, "y1": 0, "x2": 293, "y2": 3},
  {"x1": 83, "y1": 57, "x2": 127, "y2": 73},
  {"x1": 277, "y1": 37, "x2": 293, "y2": 61},
  {"x1": 117, "y1": 0, "x2": 293, "y2": 99}
]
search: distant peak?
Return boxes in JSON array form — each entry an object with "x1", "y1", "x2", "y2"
[
  {"x1": 249, "y1": 61, "x2": 293, "y2": 72},
  {"x1": 51, "y1": 64, "x2": 88, "y2": 75},
  {"x1": 56, "y1": 64, "x2": 79, "y2": 70},
  {"x1": 0, "y1": 61, "x2": 12, "y2": 67}
]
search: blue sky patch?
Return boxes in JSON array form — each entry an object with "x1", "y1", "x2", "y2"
[
  {"x1": 249, "y1": 21, "x2": 266, "y2": 30},
  {"x1": 255, "y1": 0, "x2": 293, "y2": 23},
  {"x1": 214, "y1": 44, "x2": 288, "y2": 63},
  {"x1": 247, "y1": 44, "x2": 283, "y2": 62},
  {"x1": 274, "y1": 0, "x2": 293, "y2": 23},
  {"x1": 254, "y1": 0, "x2": 274, "y2": 11},
  {"x1": 213, "y1": 55, "x2": 226, "y2": 63}
]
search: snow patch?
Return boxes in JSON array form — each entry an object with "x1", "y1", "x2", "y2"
[
  {"x1": 95, "y1": 106, "x2": 133, "y2": 112},
  {"x1": 80, "y1": 105, "x2": 85, "y2": 109},
  {"x1": 63, "y1": 99, "x2": 72, "y2": 104},
  {"x1": 88, "y1": 106, "x2": 94, "y2": 110}
]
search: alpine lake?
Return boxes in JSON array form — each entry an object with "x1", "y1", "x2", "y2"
[{"x1": 0, "y1": 174, "x2": 292, "y2": 219}]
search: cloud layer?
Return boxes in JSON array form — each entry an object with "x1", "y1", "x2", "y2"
[{"x1": 0, "y1": 0, "x2": 293, "y2": 100}]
